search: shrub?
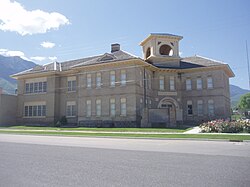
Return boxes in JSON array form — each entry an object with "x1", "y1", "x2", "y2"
[
  {"x1": 60, "y1": 116, "x2": 68, "y2": 126},
  {"x1": 199, "y1": 119, "x2": 250, "y2": 133}
]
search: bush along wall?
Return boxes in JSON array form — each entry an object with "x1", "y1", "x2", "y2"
[{"x1": 199, "y1": 119, "x2": 250, "y2": 133}]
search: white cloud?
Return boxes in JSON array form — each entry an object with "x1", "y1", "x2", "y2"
[
  {"x1": 179, "y1": 51, "x2": 183, "y2": 56},
  {"x1": 41, "y1": 41, "x2": 55, "y2": 48},
  {"x1": 0, "y1": 48, "x2": 30, "y2": 60},
  {"x1": 30, "y1": 56, "x2": 46, "y2": 61},
  {"x1": 0, "y1": 0, "x2": 70, "y2": 36},
  {"x1": 48, "y1": 56, "x2": 57, "y2": 61}
]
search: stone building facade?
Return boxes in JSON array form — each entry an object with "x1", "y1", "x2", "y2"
[{"x1": 12, "y1": 33, "x2": 234, "y2": 127}]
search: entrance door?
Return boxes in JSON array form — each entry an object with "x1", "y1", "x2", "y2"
[{"x1": 160, "y1": 102, "x2": 176, "y2": 126}]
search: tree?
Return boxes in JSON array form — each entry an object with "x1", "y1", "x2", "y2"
[{"x1": 238, "y1": 93, "x2": 250, "y2": 111}]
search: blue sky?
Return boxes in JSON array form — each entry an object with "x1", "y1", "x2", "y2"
[{"x1": 0, "y1": 0, "x2": 250, "y2": 89}]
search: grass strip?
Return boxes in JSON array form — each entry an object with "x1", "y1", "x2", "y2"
[
  {"x1": 0, "y1": 130, "x2": 250, "y2": 141},
  {"x1": 3, "y1": 126, "x2": 190, "y2": 133}
]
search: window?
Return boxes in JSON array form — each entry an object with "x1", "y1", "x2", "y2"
[
  {"x1": 38, "y1": 105, "x2": 42, "y2": 116},
  {"x1": 87, "y1": 74, "x2": 91, "y2": 88},
  {"x1": 110, "y1": 98, "x2": 116, "y2": 116},
  {"x1": 66, "y1": 101, "x2": 76, "y2": 117},
  {"x1": 139, "y1": 70, "x2": 143, "y2": 87},
  {"x1": 96, "y1": 99, "x2": 101, "y2": 117},
  {"x1": 208, "y1": 100, "x2": 214, "y2": 116},
  {"x1": 30, "y1": 83, "x2": 34, "y2": 93},
  {"x1": 25, "y1": 83, "x2": 30, "y2": 93},
  {"x1": 86, "y1": 100, "x2": 91, "y2": 117},
  {"x1": 197, "y1": 78, "x2": 202, "y2": 90},
  {"x1": 187, "y1": 101, "x2": 193, "y2": 115},
  {"x1": 197, "y1": 100, "x2": 203, "y2": 116},
  {"x1": 68, "y1": 80, "x2": 76, "y2": 92},
  {"x1": 67, "y1": 77, "x2": 76, "y2": 92},
  {"x1": 186, "y1": 79, "x2": 191, "y2": 90},
  {"x1": 207, "y1": 77, "x2": 213, "y2": 89},
  {"x1": 24, "y1": 106, "x2": 28, "y2": 117},
  {"x1": 25, "y1": 81, "x2": 47, "y2": 93},
  {"x1": 34, "y1": 82, "x2": 38, "y2": 93},
  {"x1": 33, "y1": 106, "x2": 37, "y2": 116},
  {"x1": 43, "y1": 82, "x2": 47, "y2": 92},
  {"x1": 159, "y1": 76, "x2": 164, "y2": 90},
  {"x1": 159, "y1": 44, "x2": 173, "y2": 56},
  {"x1": 170, "y1": 76, "x2": 175, "y2": 91},
  {"x1": 24, "y1": 104, "x2": 46, "y2": 117},
  {"x1": 121, "y1": 70, "x2": 126, "y2": 86},
  {"x1": 110, "y1": 71, "x2": 115, "y2": 87},
  {"x1": 39, "y1": 82, "x2": 43, "y2": 92},
  {"x1": 120, "y1": 98, "x2": 126, "y2": 116},
  {"x1": 96, "y1": 73, "x2": 101, "y2": 88},
  {"x1": 146, "y1": 47, "x2": 151, "y2": 59}
]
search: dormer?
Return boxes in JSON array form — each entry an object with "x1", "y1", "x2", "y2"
[{"x1": 140, "y1": 33, "x2": 183, "y2": 67}]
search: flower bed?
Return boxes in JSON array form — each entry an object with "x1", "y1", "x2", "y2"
[{"x1": 199, "y1": 119, "x2": 250, "y2": 133}]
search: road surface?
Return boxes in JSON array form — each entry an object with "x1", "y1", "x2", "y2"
[{"x1": 0, "y1": 134, "x2": 249, "y2": 187}]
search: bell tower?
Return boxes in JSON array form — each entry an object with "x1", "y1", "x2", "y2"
[{"x1": 140, "y1": 33, "x2": 183, "y2": 67}]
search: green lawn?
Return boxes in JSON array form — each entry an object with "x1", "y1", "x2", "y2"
[
  {"x1": 0, "y1": 129, "x2": 250, "y2": 141},
  {"x1": 2, "y1": 126, "x2": 190, "y2": 133}
]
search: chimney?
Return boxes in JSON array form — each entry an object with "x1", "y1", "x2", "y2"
[{"x1": 111, "y1": 43, "x2": 120, "y2": 53}]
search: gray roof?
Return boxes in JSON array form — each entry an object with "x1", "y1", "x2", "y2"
[
  {"x1": 155, "y1": 55, "x2": 225, "y2": 69},
  {"x1": 151, "y1": 33, "x2": 183, "y2": 38},
  {"x1": 72, "y1": 50, "x2": 136, "y2": 68},
  {"x1": 12, "y1": 50, "x2": 137, "y2": 76}
]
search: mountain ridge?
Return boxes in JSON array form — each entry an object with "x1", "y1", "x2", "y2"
[{"x1": 0, "y1": 55, "x2": 36, "y2": 93}]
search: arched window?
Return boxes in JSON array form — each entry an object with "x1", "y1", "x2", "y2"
[
  {"x1": 146, "y1": 47, "x2": 151, "y2": 59},
  {"x1": 159, "y1": 44, "x2": 173, "y2": 56}
]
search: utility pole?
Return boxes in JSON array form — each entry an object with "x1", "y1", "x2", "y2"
[{"x1": 246, "y1": 40, "x2": 250, "y2": 88}]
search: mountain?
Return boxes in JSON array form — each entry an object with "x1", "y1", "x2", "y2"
[
  {"x1": 0, "y1": 55, "x2": 36, "y2": 93},
  {"x1": 230, "y1": 85, "x2": 250, "y2": 107}
]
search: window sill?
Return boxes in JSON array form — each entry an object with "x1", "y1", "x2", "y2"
[
  {"x1": 23, "y1": 116, "x2": 46, "y2": 118},
  {"x1": 24, "y1": 92, "x2": 47, "y2": 95},
  {"x1": 66, "y1": 116, "x2": 76, "y2": 118}
]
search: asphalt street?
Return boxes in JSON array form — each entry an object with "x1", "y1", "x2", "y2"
[{"x1": 0, "y1": 134, "x2": 250, "y2": 187}]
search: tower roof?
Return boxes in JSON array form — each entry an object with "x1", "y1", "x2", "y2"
[{"x1": 140, "y1": 33, "x2": 183, "y2": 46}]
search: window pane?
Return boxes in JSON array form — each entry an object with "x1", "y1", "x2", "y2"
[
  {"x1": 68, "y1": 81, "x2": 72, "y2": 91},
  {"x1": 30, "y1": 83, "x2": 34, "y2": 93},
  {"x1": 170, "y1": 77, "x2": 175, "y2": 91},
  {"x1": 186, "y1": 79, "x2": 191, "y2": 90},
  {"x1": 96, "y1": 73, "x2": 101, "y2": 88},
  {"x1": 207, "y1": 77, "x2": 213, "y2": 89},
  {"x1": 42, "y1": 105, "x2": 46, "y2": 116},
  {"x1": 33, "y1": 105, "x2": 37, "y2": 116},
  {"x1": 159, "y1": 76, "x2": 164, "y2": 90},
  {"x1": 96, "y1": 99, "x2": 101, "y2": 116},
  {"x1": 197, "y1": 100, "x2": 203, "y2": 116},
  {"x1": 110, "y1": 99, "x2": 115, "y2": 116},
  {"x1": 38, "y1": 105, "x2": 42, "y2": 116},
  {"x1": 110, "y1": 71, "x2": 115, "y2": 86},
  {"x1": 38, "y1": 82, "x2": 43, "y2": 92},
  {"x1": 24, "y1": 106, "x2": 28, "y2": 116},
  {"x1": 197, "y1": 78, "x2": 202, "y2": 90},
  {"x1": 121, "y1": 70, "x2": 126, "y2": 85},
  {"x1": 28, "y1": 106, "x2": 33, "y2": 116},
  {"x1": 34, "y1": 83, "x2": 38, "y2": 93},
  {"x1": 121, "y1": 98, "x2": 126, "y2": 116},
  {"x1": 87, "y1": 100, "x2": 91, "y2": 117},
  {"x1": 43, "y1": 82, "x2": 47, "y2": 92},
  {"x1": 87, "y1": 74, "x2": 91, "y2": 88},
  {"x1": 25, "y1": 83, "x2": 30, "y2": 93}
]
